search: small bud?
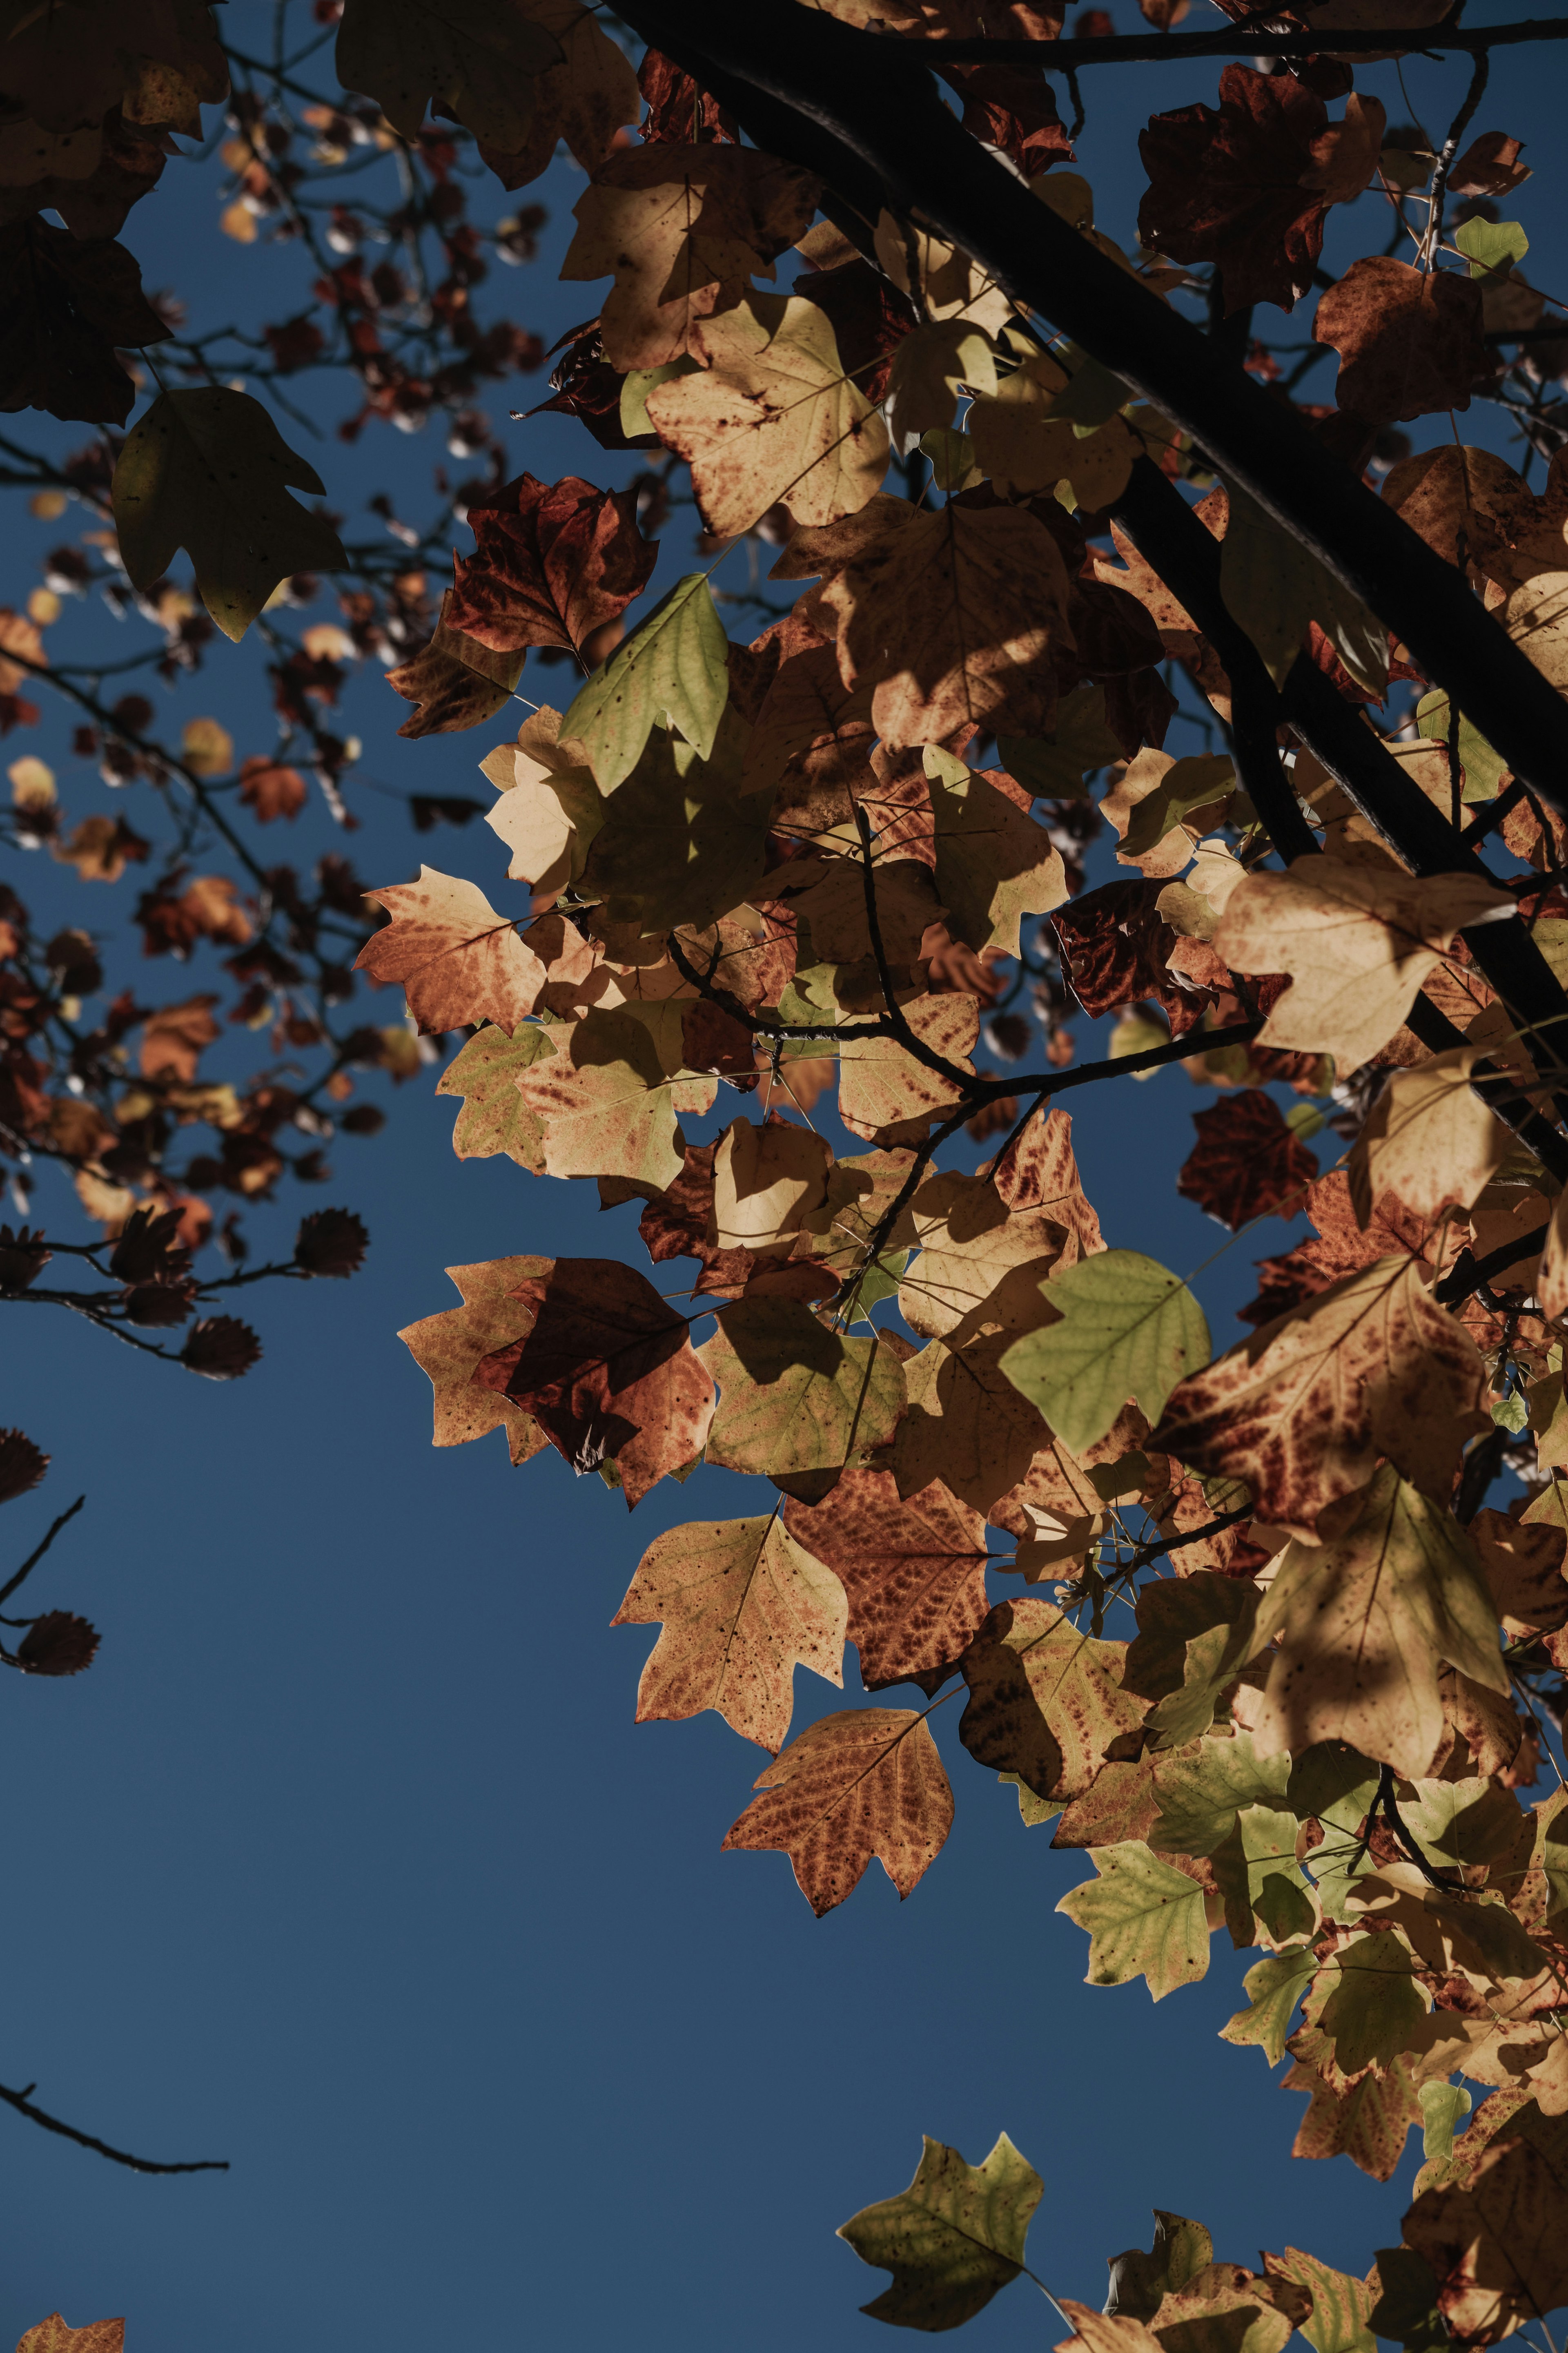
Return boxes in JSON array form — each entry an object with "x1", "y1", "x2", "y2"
[
  {"x1": 121, "y1": 1281, "x2": 196, "y2": 1329},
  {"x1": 17, "y1": 1611, "x2": 99, "y2": 1677},
  {"x1": 294, "y1": 1207, "x2": 368, "y2": 1278},
  {"x1": 0, "y1": 1429, "x2": 47, "y2": 1506},
  {"x1": 181, "y1": 1316, "x2": 263, "y2": 1380}
]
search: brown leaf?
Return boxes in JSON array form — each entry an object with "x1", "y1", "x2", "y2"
[
  {"x1": 476, "y1": 1256, "x2": 714, "y2": 1507},
  {"x1": 397, "y1": 1257, "x2": 552, "y2": 1461},
  {"x1": 1473, "y1": 1508, "x2": 1568, "y2": 1638},
  {"x1": 16, "y1": 2320, "x2": 125, "y2": 2353},
  {"x1": 1177, "y1": 1091, "x2": 1318, "y2": 1231},
  {"x1": 1314, "y1": 258, "x2": 1486, "y2": 424},
  {"x1": 809, "y1": 499, "x2": 1076, "y2": 748},
  {"x1": 1138, "y1": 70, "x2": 1383, "y2": 313},
  {"x1": 1212, "y1": 856, "x2": 1512, "y2": 1071},
  {"x1": 0, "y1": 218, "x2": 169, "y2": 424},
  {"x1": 385, "y1": 589, "x2": 525, "y2": 738},
  {"x1": 784, "y1": 1469, "x2": 989, "y2": 1694},
  {"x1": 356, "y1": 867, "x2": 546, "y2": 1035},
  {"x1": 886, "y1": 1331, "x2": 1050, "y2": 1517},
  {"x1": 445, "y1": 471, "x2": 656, "y2": 656},
  {"x1": 16, "y1": 1610, "x2": 98, "y2": 1676},
  {"x1": 238, "y1": 755, "x2": 308, "y2": 823},
  {"x1": 638, "y1": 46, "x2": 737, "y2": 144},
  {"x1": 1404, "y1": 2134, "x2": 1568, "y2": 2342},
  {"x1": 1241, "y1": 1169, "x2": 1439, "y2": 1328},
  {"x1": 613, "y1": 1513, "x2": 845, "y2": 1753},
  {"x1": 1449, "y1": 131, "x2": 1531, "y2": 199},
  {"x1": 474, "y1": 0, "x2": 641, "y2": 188},
  {"x1": 960, "y1": 1597, "x2": 1147, "y2": 1801},
  {"x1": 561, "y1": 145, "x2": 818, "y2": 371},
  {"x1": 721, "y1": 1704, "x2": 953, "y2": 1915},
  {"x1": 1284, "y1": 2050, "x2": 1422, "y2": 2180},
  {"x1": 138, "y1": 995, "x2": 220, "y2": 1084},
  {"x1": 838, "y1": 992, "x2": 979, "y2": 1143},
  {"x1": 1152, "y1": 1257, "x2": 1488, "y2": 1540}
]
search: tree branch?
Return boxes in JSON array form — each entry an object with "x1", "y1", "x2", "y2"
[
  {"x1": 912, "y1": 13, "x2": 1568, "y2": 67},
  {"x1": 0, "y1": 1495, "x2": 85, "y2": 1610},
  {"x1": 0, "y1": 2080, "x2": 228, "y2": 2176}
]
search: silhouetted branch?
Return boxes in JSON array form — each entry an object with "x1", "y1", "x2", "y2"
[
  {"x1": 0, "y1": 1496, "x2": 85, "y2": 1611},
  {"x1": 0, "y1": 2081, "x2": 228, "y2": 2176}
]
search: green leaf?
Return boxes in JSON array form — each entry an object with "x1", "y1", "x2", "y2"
[
  {"x1": 578, "y1": 707, "x2": 773, "y2": 935},
  {"x1": 1418, "y1": 2079, "x2": 1471, "y2": 2169},
  {"x1": 997, "y1": 1770, "x2": 1063, "y2": 1827},
  {"x1": 1253, "y1": 1870, "x2": 1316, "y2": 1945},
  {"x1": 1268, "y1": 2248, "x2": 1377, "y2": 2353},
  {"x1": 1317, "y1": 1932, "x2": 1430, "y2": 2074},
  {"x1": 1414, "y1": 689, "x2": 1508, "y2": 803},
  {"x1": 920, "y1": 426, "x2": 977, "y2": 492},
  {"x1": 112, "y1": 388, "x2": 346, "y2": 643},
  {"x1": 561, "y1": 573, "x2": 729, "y2": 793},
  {"x1": 1209, "y1": 1801, "x2": 1311, "y2": 1948},
  {"x1": 1056, "y1": 1840, "x2": 1211, "y2": 2000},
  {"x1": 1105, "y1": 2212, "x2": 1214, "y2": 2322},
  {"x1": 1454, "y1": 217, "x2": 1529, "y2": 280},
  {"x1": 837, "y1": 2132, "x2": 1043, "y2": 2330},
  {"x1": 1120, "y1": 755, "x2": 1235, "y2": 860},
  {"x1": 1219, "y1": 477, "x2": 1386, "y2": 695},
  {"x1": 435, "y1": 1021, "x2": 557, "y2": 1171},
  {"x1": 1144, "y1": 1606, "x2": 1263, "y2": 1749},
  {"x1": 619, "y1": 356, "x2": 700, "y2": 440},
  {"x1": 999, "y1": 684, "x2": 1124, "y2": 798},
  {"x1": 1000, "y1": 1249, "x2": 1210, "y2": 1454},
  {"x1": 1218, "y1": 1945, "x2": 1316, "y2": 2065},
  {"x1": 1150, "y1": 1729, "x2": 1289, "y2": 1858},
  {"x1": 1491, "y1": 1389, "x2": 1529, "y2": 1433},
  {"x1": 1368, "y1": 2247, "x2": 1448, "y2": 2353},
  {"x1": 697, "y1": 1303, "x2": 906, "y2": 1495},
  {"x1": 1400, "y1": 1775, "x2": 1527, "y2": 1873}
]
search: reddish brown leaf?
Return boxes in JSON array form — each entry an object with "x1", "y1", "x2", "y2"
[
  {"x1": 1138, "y1": 69, "x2": 1383, "y2": 313},
  {"x1": 398, "y1": 1257, "x2": 552, "y2": 1461},
  {"x1": 784, "y1": 1469, "x2": 990, "y2": 1695},
  {"x1": 475, "y1": 1257, "x2": 714, "y2": 1508},
  {"x1": 1450, "y1": 131, "x2": 1531, "y2": 199},
  {"x1": 16, "y1": 2320, "x2": 125, "y2": 2353},
  {"x1": 721, "y1": 1705, "x2": 953, "y2": 1915},
  {"x1": 941, "y1": 61, "x2": 1072, "y2": 175},
  {"x1": 0, "y1": 219, "x2": 169, "y2": 424},
  {"x1": 1240, "y1": 1169, "x2": 1439, "y2": 1327},
  {"x1": 238, "y1": 756, "x2": 308, "y2": 823},
  {"x1": 356, "y1": 868, "x2": 548, "y2": 1035},
  {"x1": 138, "y1": 995, "x2": 220, "y2": 1084},
  {"x1": 1052, "y1": 879, "x2": 1212, "y2": 1038},
  {"x1": 638, "y1": 45, "x2": 737, "y2": 143},
  {"x1": 1403, "y1": 2134, "x2": 1568, "y2": 2340},
  {"x1": 1314, "y1": 257, "x2": 1487, "y2": 424},
  {"x1": 385, "y1": 591, "x2": 524, "y2": 738},
  {"x1": 792, "y1": 256, "x2": 918, "y2": 409},
  {"x1": 445, "y1": 472, "x2": 656, "y2": 658},
  {"x1": 1176, "y1": 1090, "x2": 1318, "y2": 1231},
  {"x1": 17, "y1": 1610, "x2": 99, "y2": 1676}
]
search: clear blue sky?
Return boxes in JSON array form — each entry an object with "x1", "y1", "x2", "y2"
[{"x1": 0, "y1": 8, "x2": 1561, "y2": 2344}]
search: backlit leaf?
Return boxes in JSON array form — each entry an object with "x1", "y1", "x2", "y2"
[
  {"x1": 722, "y1": 1705, "x2": 953, "y2": 1915},
  {"x1": 1000, "y1": 1249, "x2": 1210, "y2": 1455},
  {"x1": 838, "y1": 2133, "x2": 1043, "y2": 2330},
  {"x1": 561, "y1": 572, "x2": 729, "y2": 792},
  {"x1": 1057, "y1": 1841, "x2": 1211, "y2": 2000}
]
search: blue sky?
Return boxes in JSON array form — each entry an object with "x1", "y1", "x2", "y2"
[{"x1": 0, "y1": 7, "x2": 1562, "y2": 2345}]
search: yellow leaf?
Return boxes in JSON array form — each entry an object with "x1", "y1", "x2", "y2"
[{"x1": 1347, "y1": 1047, "x2": 1510, "y2": 1226}]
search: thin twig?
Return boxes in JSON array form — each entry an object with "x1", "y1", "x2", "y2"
[
  {"x1": 0, "y1": 1496, "x2": 85, "y2": 1609},
  {"x1": 0, "y1": 2081, "x2": 228, "y2": 2175}
]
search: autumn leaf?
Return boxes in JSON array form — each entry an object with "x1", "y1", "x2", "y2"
[
  {"x1": 1249, "y1": 1465, "x2": 1509, "y2": 1777},
  {"x1": 1315, "y1": 1934, "x2": 1432, "y2": 2076},
  {"x1": 1403, "y1": 2135, "x2": 1568, "y2": 2342},
  {"x1": 385, "y1": 590, "x2": 526, "y2": 737},
  {"x1": 0, "y1": 219, "x2": 169, "y2": 426},
  {"x1": 1138, "y1": 69, "x2": 1384, "y2": 312},
  {"x1": 1212, "y1": 856, "x2": 1513, "y2": 1071},
  {"x1": 474, "y1": 1256, "x2": 714, "y2": 1508},
  {"x1": 837, "y1": 2134, "x2": 1044, "y2": 2330},
  {"x1": 837, "y1": 993, "x2": 979, "y2": 1144},
  {"x1": 1056, "y1": 1841, "x2": 1212, "y2": 2000},
  {"x1": 1000, "y1": 1250, "x2": 1210, "y2": 1455},
  {"x1": 698, "y1": 1300, "x2": 906, "y2": 1494},
  {"x1": 576, "y1": 718, "x2": 774, "y2": 935},
  {"x1": 960, "y1": 1597, "x2": 1147, "y2": 1802},
  {"x1": 335, "y1": 0, "x2": 563, "y2": 147},
  {"x1": 1152, "y1": 1258, "x2": 1487, "y2": 1541},
  {"x1": 1347, "y1": 1048, "x2": 1508, "y2": 1227},
  {"x1": 434, "y1": 1021, "x2": 558, "y2": 1171},
  {"x1": 1148, "y1": 1731, "x2": 1290, "y2": 1860},
  {"x1": 473, "y1": 0, "x2": 640, "y2": 185},
  {"x1": 1177, "y1": 1092, "x2": 1319, "y2": 1231},
  {"x1": 238, "y1": 755, "x2": 308, "y2": 823},
  {"x1": 560, "y1": 571, "x2": 729, "y2": 792},
  {"x1": 923, "y1": 749, "x2": 1068, "y2": 956},
  {"x1": 1220, "y1": 1949, "x2": 1319, "y2": 2068},
  {"x1": 397, "y1": 1256, "x2": 552, "y2": 1462},
  {"x1": 646, "y1": 294, "x2": 889, "y2": 540},
  {"x1": 15, "y1": 2322, "x2": 125, "y2": 2353},
  {"x1": 885, "y1": 319, "x2": 999, "y2": 442},
  {"x1": 784, "y1": 1469, "x2": 989, "y2": 1694},
  {"x1": 806, "y1": 498, "x2": 1076, "y2": 748},
  {"x1": 718, "y1": 1699, "x2": 956, "y2": 1926},
  {"x1": 612, "y1": 1513, "x2": 846, "y2": 1753},
  {"x1": 1314, "y1": 258, "x2": 1487, "y2": 424},
  {"x1": 445, "y1": 472, "x2": 656, "y2": 656},
  {"x1": 111, "y1": 388, "x2": 346, "y2": 643},
  {"x1": 711, "y1": 1117, "x2": 832, "y2": 1253},
  {"x1": 1218, "y1": 481, "x2": 1386, "y2": 694},
  {"x1": 513, "y1": 1003, "x2": 713, "y2": 1191},
  {"x1": 356, "y1": 868, "x2": 547, "y2": 1035},
  {"x1": 562, "y1": 144, "x2": 818, "y2": 372},
  {"x1": 889, "y1": 1331, "x2": 1051, "y2": 1517}
]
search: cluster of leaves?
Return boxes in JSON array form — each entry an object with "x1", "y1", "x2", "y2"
[{"x1": 318, "y1": 0, "x2": 1568, "y2": 2341}]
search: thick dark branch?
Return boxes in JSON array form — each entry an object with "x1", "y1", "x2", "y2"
[
  {"x1": 1434, "y1": 1224, "x2": 1551, "y2": 1307},
  {"x1": 915, "y1": 13, "x2": 1568, "y2": 65},
  {"x1": 0, "y1": 2081, "x2": 228, "y2": 2175},
  {"x1": 0, "y1": 1495, "x2": 85, "y2": 1610},
  {"x1": 624, "y1": 0, "x2": 1568, "y2": 830}
]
